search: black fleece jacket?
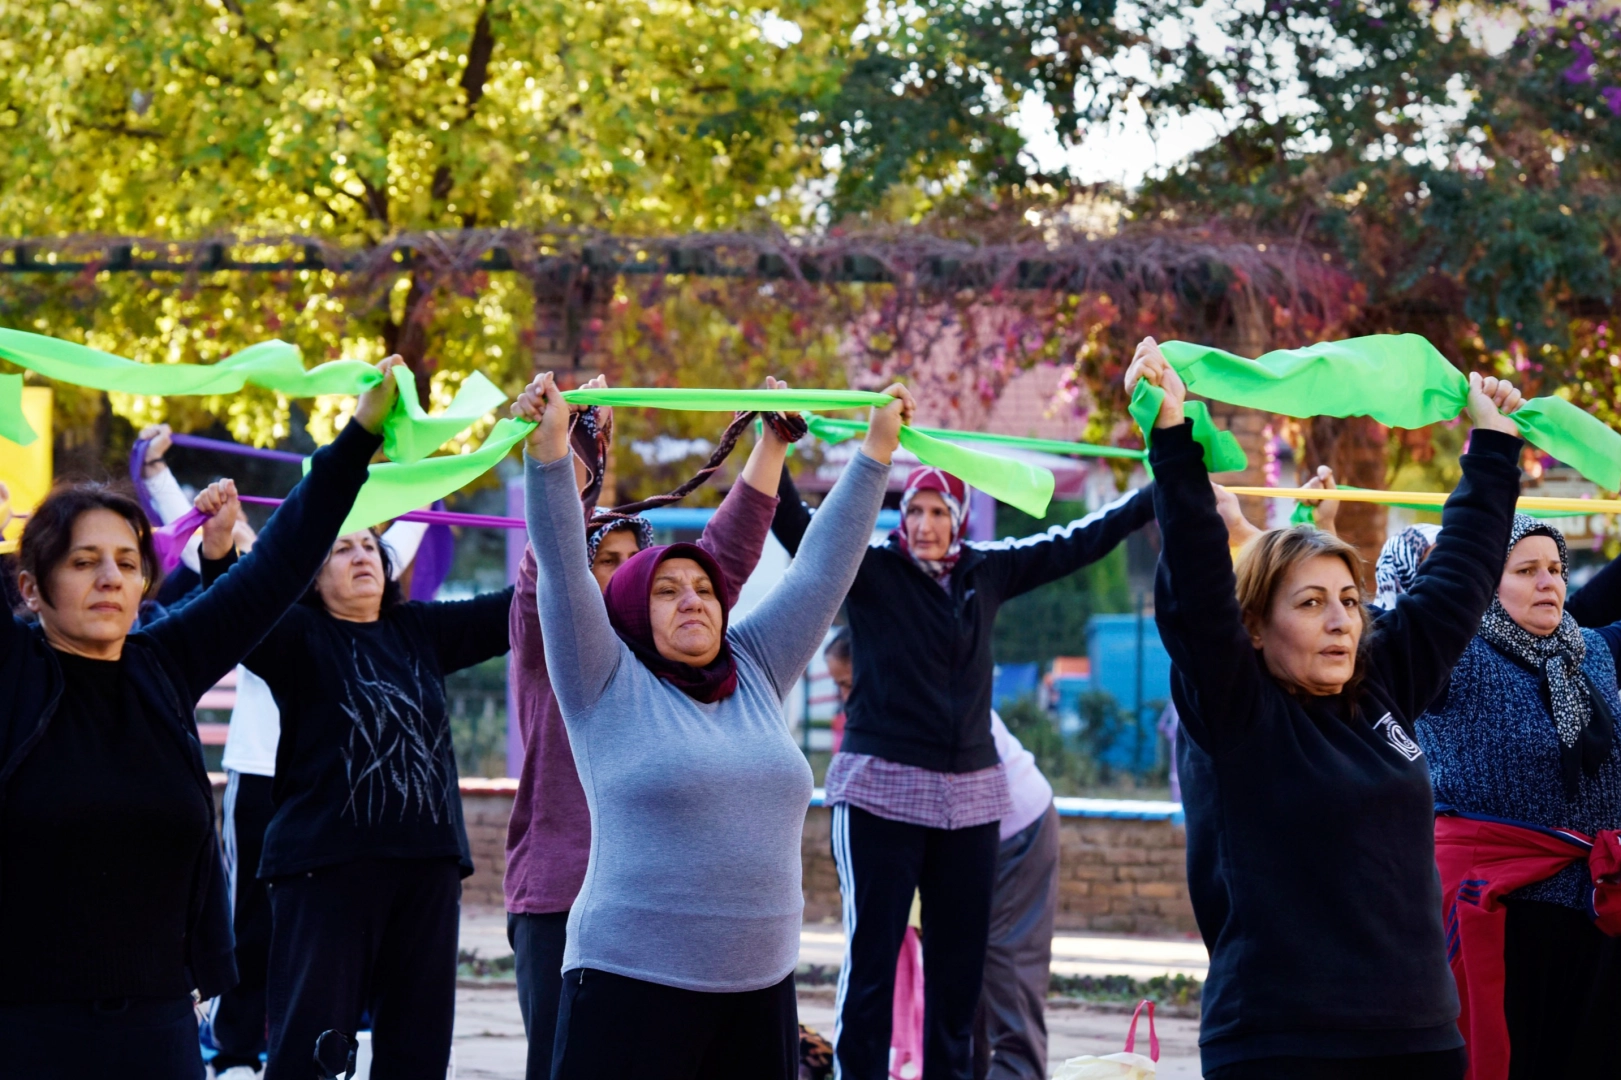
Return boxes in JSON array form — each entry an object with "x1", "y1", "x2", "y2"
[
  {"x1": 0, "y1": 419, "x2": 381, "y2": 1001},
  {"x1": 773, "y1": 466, "x2": 1154, "y2": 773},
  {"x1": 1152, "y1": 420, "x2": 1524, "y2": 1069}
]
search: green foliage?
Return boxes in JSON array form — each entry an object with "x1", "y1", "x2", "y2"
[
  {"x1": 991, "y1": 500, "x2": 1131, "y2": 665},
  {"x1": 999, "y1": 693, "x2": 1096, "y2": 790},
  {"x1": 445, "y1": 654, "x2": 508, "y2": 777},
  {"x1": 1048, "y1": 972, "x2": 1202, "y2": 1009}
]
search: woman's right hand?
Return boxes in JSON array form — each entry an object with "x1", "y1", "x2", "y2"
[
  {"x1": 1211, "y1": 482, "x2": 1263, "y2": 548},
  {"x1": 137, "y1": 424, "x2": 173, "y2": 477},
  {"x1": 1123, "y1": 337, "x2": 1187, "y2": 430},
  {"x1": 514, "y1": 372, "x2": 572, "y2": 464},
  {"x1": 353, "y1": 354, "x2": 406, "y2": 435},
  {"x1": 862, "y1": 382, "x2": 915, "y2": 464},
  {"x1": 0, "y1": 479, "x2": 12, "y2": 535},
  {"x1": 1465, "y1": 372, "x2": 1524, "y2": 436}
]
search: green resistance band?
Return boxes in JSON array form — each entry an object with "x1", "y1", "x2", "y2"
[
  {"x1": 1160, "y1": 335, "x2": 1621, "y2": 491},
  {"x1": 803, "y1": 415, "x2": 1146, "y2": 460},
  {"x1": 1128, "y1": 380, "x2": 1249, "y2": 474},
  {"x1": 0, "y1": 374, "x2": 34, "y2": 446}
]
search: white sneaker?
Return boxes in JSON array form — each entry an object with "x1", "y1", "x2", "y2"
[{"x1": 214, "y1": 1067, "x2": 261, "y2": 1080}]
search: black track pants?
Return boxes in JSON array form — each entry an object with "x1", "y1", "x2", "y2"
[
  {"x1": 509, "y1": 911, "x2": 569, "y2": 1080},
  {"x1": 263, "y1": 858, "x2": 460, "y2": 1080},
  {"x1": 549, "y1": 967, "x2": 798, "y2": 1080},
  {"x1": 211, "y1": 770, "x2": 275, "y2": 1072},
  {"x1": 830, "y1": 803, "x2": 999, "y2": 1080}
]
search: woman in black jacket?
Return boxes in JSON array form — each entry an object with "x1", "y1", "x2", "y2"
[
  {"x1": 1127, "y1": 336, "x2": 1526, "y2": 1079},
  {"x1": 205, "y1": 471, "x2": 515, "y2": 1080},
  {"x1": 773, "y1": 459, "x2": 1153, "y2": 1080},
  {"x1": 0, "y1": 358, "x2": 399, "y2": 1079}
]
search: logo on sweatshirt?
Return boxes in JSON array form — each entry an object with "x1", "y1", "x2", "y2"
[{"x1": 1374, "y1": 713, "x2": 1423, "y2": 762}]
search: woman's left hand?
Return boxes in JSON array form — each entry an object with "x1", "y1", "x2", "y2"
[
  {"x1": 195, "y1": 479, "x2": 241, "y2": 560},
  {"x1": 1465, "y1": 373, "x2": 1525, "y2": 435},
  {"x1": 514, "y1": 372, "x2": 572, "y2": 464},
  {"x1": 354, "y1": 355, "x2": 406, "y2": 435},
  {"x1": 862, "y1": 382, "x2": 915, "y2": 464}
]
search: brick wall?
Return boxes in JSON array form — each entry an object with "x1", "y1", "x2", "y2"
[
  {"x1": 217, "y1": 777, "x2": 1196, "y2": 934},
  {"x1": 800, "y1": 805, "x2": 1194, "y2": 934}
]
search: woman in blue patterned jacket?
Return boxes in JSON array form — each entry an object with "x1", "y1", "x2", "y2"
[{"x1": 1415, "y1": 515, "x2": 1621, "y2": 1079}]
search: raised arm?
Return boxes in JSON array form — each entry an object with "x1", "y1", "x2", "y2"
[
  {"x1": 1126, "y1": 338, "x2": 1261, "y2": 751},
  {"x1": 139, "y1": 425, "x2": 205, "y2": 573},
  {"x1": 145, "y1": 357, "x2": 402, "y2": 700},
  {"x1": 147, "y1": 418, "x2": 385, "y2": 701},
  {"x1": 979, "y1": 485, "x2": 1155, "y2": 600},
  {"x1": 697, "y1": 383, "x2": 791, "y2": 603},
  {"x1": 698, "y1": 481, "x2": 778, "y2": 608},
  {"x1": 1368, "y1": 426, "x2": 1525, "y2": 719},
  {"x1": 518, "y1": 374, "x2": 621, "y2": 714},
  {"x1": 1149, "y1": 422, "x2": 1263, "y2": 750},
  {"x1": 770, "y1": 464, "x2": 813, "y2": 557},
  {"x1": 415, "y1": 586, "x2": 516, "y2": 674},
  {"x1": 732, "y1": 385, "x2": 911, "y2": 697}
]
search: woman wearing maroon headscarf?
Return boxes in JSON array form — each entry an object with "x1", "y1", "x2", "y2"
[
  {"x1": 772, "y1": 461, "x2": 1156, "y2": 1080},
  {"x1": 517, "y1": 372, "x2": 913, "y2": 1080}
]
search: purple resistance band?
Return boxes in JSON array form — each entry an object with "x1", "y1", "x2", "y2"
[
  {"x1": 170, "y1": 433, "x2": 307, "y2": 464},
  {"x1": 235, "y1": 495, "x2": 524, "y2": 529},
  {"x1": 158, "y1": 434, "x2": 521, "y2": 528}
]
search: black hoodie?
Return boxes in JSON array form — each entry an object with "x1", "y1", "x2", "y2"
[
  {"x1": 0, "y1": 419, "x2": 380, "y2": 1002},
  {"x1": 773, "y1": 466, "x2": 1154, "y2": 773},
  {"x1": 1150, "y1": 419, "x2": 1523, "y2": 1069}
]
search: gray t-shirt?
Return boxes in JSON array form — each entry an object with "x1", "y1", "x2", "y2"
[{"x1": 524, "y1": 448, "x2": 887, "y2": 992}]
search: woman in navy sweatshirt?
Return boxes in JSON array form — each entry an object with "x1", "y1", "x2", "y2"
[
  {"x1": 0, "y1": 357, "x2": 400, "y2": 1078},
  {"x1": 773, "y1": 458, "x2": 1154, "y2": 1080},
  {"x1": 1127, "y1": 336, "x2": 1526, "y2": 1080}
]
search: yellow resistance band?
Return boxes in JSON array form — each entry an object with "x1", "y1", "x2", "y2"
[{"x1": 1225, "y1": 487, "x2": 1621, "y2": 515}]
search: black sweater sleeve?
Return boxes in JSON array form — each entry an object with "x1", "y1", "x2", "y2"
[
  {"x1": 1149, "y1": 421, "x2": 1263, "y2": 752},
  {"x1": 144, "y1": 420, "x2": 383, "y2": 702},
  {"x1": 414, "y1": 586, "x2": 516, "y2": 674},
  {"x1": 980, "y1": 486, "x2": 1155, "y2": 601},
  {"x1": 771, "y1": 464, "x2": 813, "y2": 557},
  {"x1": 1367, "y1": 428, "x2": 1524, "y2": 721},
  {"x1": 1568, "y1": 552, "x2": 1621, "y2": 630}
]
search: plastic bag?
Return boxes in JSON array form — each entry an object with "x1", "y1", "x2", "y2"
[{"x1": 1051, "y1": 999, "x2": 1159, "y2": 1080}]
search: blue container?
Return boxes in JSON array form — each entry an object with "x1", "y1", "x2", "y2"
[
  {"x1": 1083, "y1": 612, "x2": 1173, "y2": 774},
  {"x1": 991, "y1": 662, "x2": 1041, "y2": 709}
]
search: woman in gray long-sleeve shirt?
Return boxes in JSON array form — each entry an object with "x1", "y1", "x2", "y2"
[{"x1": 516, "y1": 372, "x2": 915, "y2": 1080}]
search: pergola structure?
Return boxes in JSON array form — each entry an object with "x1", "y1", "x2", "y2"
[{"x1": 0, "y1": 227, "x2": 1383, "y2": 551}]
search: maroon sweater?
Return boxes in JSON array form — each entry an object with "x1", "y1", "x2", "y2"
[{"x1": 503, "y1": 481, "x2": 779, "y2": 914}]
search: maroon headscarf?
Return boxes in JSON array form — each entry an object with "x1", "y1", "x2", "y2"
[{"x1": 601, "y1": 542, "x2": 738, "y2": 703}]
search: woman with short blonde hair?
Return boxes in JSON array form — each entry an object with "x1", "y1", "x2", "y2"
[{"x1": 1128, "y1": 335, "x2": 1525, "y2": 1080}]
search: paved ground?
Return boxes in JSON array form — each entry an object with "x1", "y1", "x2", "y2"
[{"x1": 454, "y1": 908, "x2": 1208, "y2": 1078}]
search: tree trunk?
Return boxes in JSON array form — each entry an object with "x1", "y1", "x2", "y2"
[
  {"x1": 382, "y1": 269, "x2": 436, "y2": 408},
  {"x1": 1305, "y1": 415, "x2": 1389, "y2": 567}
]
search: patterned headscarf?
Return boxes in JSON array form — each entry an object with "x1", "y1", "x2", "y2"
[
  {"x1": 892, "y1": 466, "x2": 969, "y2": 584},
  {"x1": 586, "y1": 512, "x2": 655, "y2": 565},
  {"x1": 1478, "y1": 515, "x2": 1590, "y2": 752},
  {"x1": 1374, "y1": 524, "x2": 1442, "y2": 609}
]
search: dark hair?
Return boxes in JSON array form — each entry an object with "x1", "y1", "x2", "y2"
[
  {"x1": 300, "y1": 527, "x2": 404, "y2": 612},
  {"x1": 18, "y1": 483, "x2": 160, "y2": 608},
  {"x1": 825, "y1": 625, "x2": 852, "y2": 663}
]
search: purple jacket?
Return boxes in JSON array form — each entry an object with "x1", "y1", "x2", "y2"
[{"x1": 503, "y1": 481, "x2": 779, "y2": 914}]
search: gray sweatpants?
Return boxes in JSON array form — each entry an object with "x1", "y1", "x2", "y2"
[{"x1": 973, "y1": 802, "x2": 1060, "y2": 1080}]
